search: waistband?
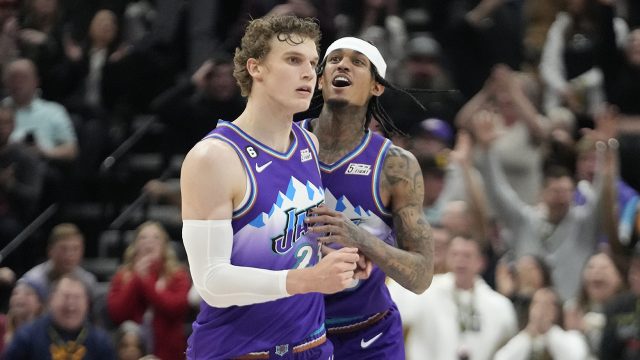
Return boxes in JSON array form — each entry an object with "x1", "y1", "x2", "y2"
[
  {"x1": 326, "y1": 310, "x2": 390, "y2": 335},
  {"x1": 233, "y1": 326, "x2": 326, "y2": 360}
]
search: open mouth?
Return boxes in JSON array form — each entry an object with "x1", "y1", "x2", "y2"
[{"x1": 332, "y1": 75, "x2": 352, "y2": 88}]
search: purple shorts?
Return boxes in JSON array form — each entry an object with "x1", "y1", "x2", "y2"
[
  {"x1": 232, "y1": 333, "x2": 334, "y2": 360},
  {"x1": 327, "y1": 305, "x2": 405, "y2": 359}
]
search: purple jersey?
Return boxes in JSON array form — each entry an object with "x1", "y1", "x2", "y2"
[
  {"x1": 187, "y1": 121, "x2": 326, "y2": 359},
  {"x1": 300, "y1": 119, "x2": 396, "y2": 322}
]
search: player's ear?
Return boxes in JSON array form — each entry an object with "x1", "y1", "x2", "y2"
[
  {"x1": 317, "y1": 73, "x2": 324, "y2": 90},
  {"x1": 371, "y1": 82, "x2": 385, "y2": 97},
  {"x1": 247, "y1": 58, "x2": 262, "y2": 81}
]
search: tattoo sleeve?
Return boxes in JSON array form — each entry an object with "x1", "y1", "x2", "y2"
[{"x1": 356, "y1": 146, "x2": 434, "y2": 293}]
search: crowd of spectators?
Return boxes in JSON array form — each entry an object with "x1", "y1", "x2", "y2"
[{"x1": 0, "y1": 0, "x2": 638, "y2": 359}]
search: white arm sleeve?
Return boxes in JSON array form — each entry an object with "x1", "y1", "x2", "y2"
[{"x1": 182, "y1": 219, "x2": 291, "y2": 308}]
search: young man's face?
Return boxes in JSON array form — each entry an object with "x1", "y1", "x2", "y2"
[
  {"x1": 49, "y1": 236, "x2": 84, "y2": 274},
  {"x1": 446, "y1": 237, "x2": 484, "y2": 284},
  {"x1": 319, "y1": 48, "x2": 384, "y2": 108},
  {"x1": 542, "y1": 176, "x2": 574, "y2": 217},
  {"x1": 255, "y1": 35, "x2": 318, "y2": 114}
]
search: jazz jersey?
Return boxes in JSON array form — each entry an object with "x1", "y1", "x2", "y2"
[
  {"x1": 186, "y1": 121, "x2": 325, "y2": 359},
  {"x1": 301, "y1": 119, "x2": 396, "y2": 323}
]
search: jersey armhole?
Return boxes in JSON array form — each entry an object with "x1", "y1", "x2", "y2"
[
  {"x1": 205, "y1": 134, "x2": 257, "y2": 218},
  {"x1": 297, "y1": 120, "x2": 319, "y2": 157},
  {"x1": 372, "y1": 139, "x2": 393, "y2": 217}
]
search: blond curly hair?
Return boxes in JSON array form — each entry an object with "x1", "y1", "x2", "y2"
[{"x1": 233, "y1": 15, "x2": 321, "y2": 97}]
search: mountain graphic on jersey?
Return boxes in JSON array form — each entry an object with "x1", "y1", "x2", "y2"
[
  {"x1": 236, "y1": 176, "x2": 324, "y2": 255},
  {"x1": 324, "y1": 189, "x2": 392, "y2": 243}
]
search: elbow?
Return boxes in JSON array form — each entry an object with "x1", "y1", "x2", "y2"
[
  {"x1": 193, "y1": 283, "x2": 234, "y2": 308},
  {"x1": 409, "y1": 266, "x2": 434, "y2": 295},
  {"x1": 414, "y1": 274, "x2": 434, "y2": 295}
]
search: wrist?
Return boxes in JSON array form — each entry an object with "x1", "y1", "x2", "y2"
[{"x1": 286, "y1": 268, "x2": 311, "y2": 295}]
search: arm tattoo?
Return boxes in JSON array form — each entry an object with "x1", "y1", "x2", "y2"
[{"x1": 359, "y1": 146, "x2": 435, "y2": 293}]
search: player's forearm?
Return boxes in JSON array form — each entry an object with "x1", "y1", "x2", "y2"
[{"x1": 355, "y1": 215, "x2": 434, "y2": 294}]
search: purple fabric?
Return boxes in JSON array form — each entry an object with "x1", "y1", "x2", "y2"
[
  {"x1": 266, "y1": 340, "x2": 334, "y2": 360},
  {"x1": 187, "y1": 121, "x2": 326, "y2": 359},
  {"x1": 575, "y1": 179, "x2": 638, "y2": 209},
  {"x1": 300, "y1": 119, "x2": 396, "y2": 319},
  {"x1": 328, "y1": 304, "x2": 405, "y2": 359}
]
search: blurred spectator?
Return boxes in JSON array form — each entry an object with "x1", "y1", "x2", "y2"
[
  {"x1": 16, "y1": 0, "x2": 67, "y2": 98},
  {"x1": 114, "y1": 321, "x2": 158, "y2": 360},
  {"x1": 2, "y1": 58, "x2": 77, "y2": 163},
  {"x1": 423, "y1": 132, "x2": 490, "y2": 242},
  {"x1": 410, "y1": 118, "x2": 454, "y2": 156},
  {"x1": 143, "y1": 178, "x2": 181, "y2": 208},
  {"x1": 457, "y1": 64, "x2": 547, "y2": 205},
  {"x1": 2, "y1": 58, "x2": 78, "y2": 203},
  {"x1": 564, "y1": 252, "x2": 625, "y2": 358},
  {"x1": 521, "y1": 0, "x2": 562, "y2": 70},
  {"x1": 443, "y1": 132, "x2": 491, "y2": 229},
  {"x1": 381, "y1": 33, "x2": 463, "y2": 129},
  {"x1": 53, "y1": 9, "x2": 130, "y2": 120},
  {"x1": 539, "y1": 0, "x2": 628, "y2": 119},
  {"x1": 596, "y1": 0, "x2": 640, "y2": 115},
  {"x1": 431, "y1": 226, "x2": 452, "y2": 276},
  {"x1": 335, "y1": 0, "x2": 406, "y2": 77},
  {"x1": 107, "y1": 221, "x2": 190, "y2": 360},
  {"x1": 472, "y1": 109, "x2": 615, "y2": 300},
  {"x1": 597, "y1": 0, "x2": 640, "y2": 192},
  {"x1": 0, "y1": 279, "x2": 45, "y2": 353},
  {"x1": 3, "y1": 274, "x2": 115, "y2": 359},
  {"x1": 496, "y1": 255, "x2": 553, "y2": 329},
  {"x1": 495, "y1": 287, "x2": 589, "y2": 360},
  {"x1": 47, "y1": 9, "x2": 133, "y2": 184},
  {"x1": 434, "y1": 0, "x2": 523, "y2": 98},
  {"x1": 20, "y1": 222, "x2": 97, "y2": 299},
  {"x1": 391, "y1": 236, "x2": 517, "y2": 360},
  {"x1": 599, "y1": 246, "x2": 640, "y2": 360},
  {"x1": 574, "y1": 117, "x2": 639, "y2": 247},
  {"x1": 0, "y1": 0, "x2": 20, "y2": 87},
  {"x1": 151, "y1": 53, "x2": 244, "y2": 159},
  {"x1": 418, "y1": 154, "x2": 447, "y2": 224},
  {"x1": 185, "y1": 0, "x2": 250, "y2": 73},
  {"x1": 440, "y1": 201, "x2": 475, "y2": 239},
  {"x1": 544, "y1": 106, "x2": 578, "y2": 173},
  {"x1": 58, "y1": 0, "x2": 129, "y2": 45},
  {"x1": 0, "y1": 104, "x2": 44, "y2": 274}
]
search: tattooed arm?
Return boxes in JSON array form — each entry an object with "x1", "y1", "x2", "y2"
[
  {"x1": 308, "y1": 145, "x2": 434, "y2": 293},
  {"x1": 377, "y1": 145, "x2": 434, "y2": 293}
]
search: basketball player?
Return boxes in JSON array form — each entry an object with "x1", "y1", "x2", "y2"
[
  {"x1": 180, "y1": 17, "x2": 361, "y2": 359},
  {"x1": 303, "y1": 37, "x2": 435, "y2": 358}
]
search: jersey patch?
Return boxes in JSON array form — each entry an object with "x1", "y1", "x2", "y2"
[
  {"x1": 345, "y1": 163, "x2": 372, "y2": 176},
  {"x1": 300, "y1": 148, "x2": 313, "y2": 162}
]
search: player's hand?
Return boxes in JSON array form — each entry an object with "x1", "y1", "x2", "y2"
[
  {"x1": 311, "y1": 247, "x2": 359, "y2": 294},
  {"x1": 306, "y1": 205, "x2": 368, "y2": 248},
  {"x1": 321, "y1": 243, "x2": 372, "y2": 281},
  {"x1": 354, "y1": 251, "x2": 373, "y2": 280}
]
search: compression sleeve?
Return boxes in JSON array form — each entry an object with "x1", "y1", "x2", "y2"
[{"x1": 182, "y1": 219, "x2": 291, "y2": 308}]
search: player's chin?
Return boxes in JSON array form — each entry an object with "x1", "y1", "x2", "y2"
[{"x1": 290, "y1": 98, "x2": 313, "y2": 113}]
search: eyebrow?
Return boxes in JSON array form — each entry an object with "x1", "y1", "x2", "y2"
[{"x1": 283, "y1": 51, "x2": 319, "y2": 62}]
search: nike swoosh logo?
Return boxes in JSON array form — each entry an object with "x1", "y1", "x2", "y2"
[
  {"x1": 360, "y1": 332, "x2": 383, "y2": 349},
  {"x1": 255, "y1": 161, "x2": 272, "y2": 173}
]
